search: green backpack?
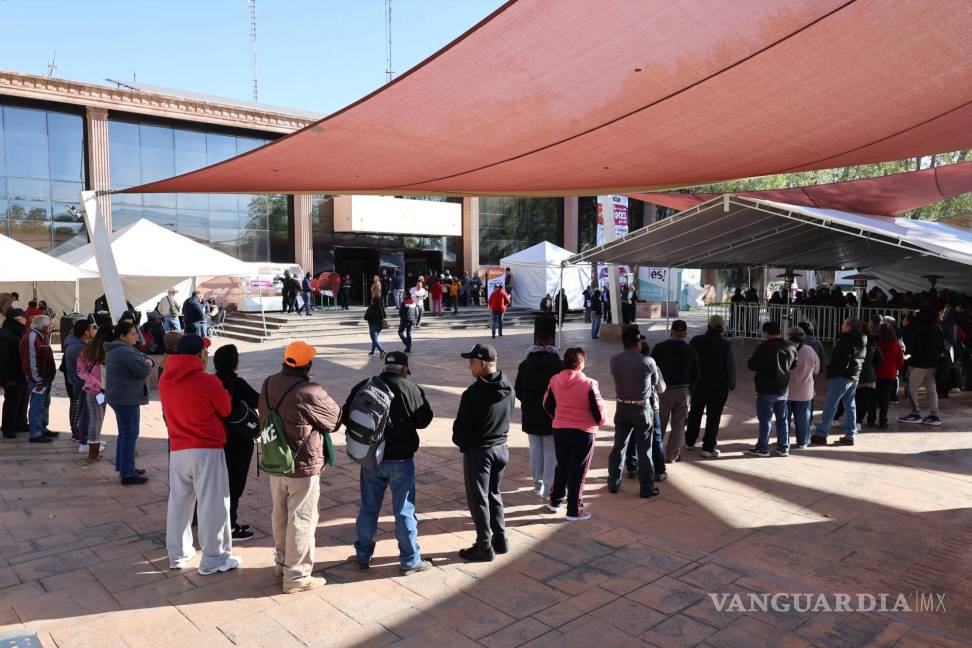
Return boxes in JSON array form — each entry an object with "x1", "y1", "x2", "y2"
[{"x1": 258, "y1": 379, "x2": 308, "y2": 476}]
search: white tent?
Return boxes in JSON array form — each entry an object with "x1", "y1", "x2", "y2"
[
  {"x1": 500, "y1": 241, "x2": 592, "y2": 310},
  {"x1": 55, "y1": 219, "x2": 255, "y2": 313},
  {"x1": 0, "y1": 233, "x2": 97, "y2": 314}
]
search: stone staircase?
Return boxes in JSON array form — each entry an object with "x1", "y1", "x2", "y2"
[{"x1": 218, "y1": 306, "x2": 542, "y2": 344}]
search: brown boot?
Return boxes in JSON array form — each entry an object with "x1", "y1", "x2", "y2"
[{"x1": 87, "y1": 442, "x2": 101, "y2": 461}]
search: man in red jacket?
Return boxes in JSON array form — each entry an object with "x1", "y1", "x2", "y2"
[
  {"x1": 159, "y1": 335, "x2": 240, "y2": 576},
  {"x1": 488, "y1": 285, "x2": 512, "y2": 338}
]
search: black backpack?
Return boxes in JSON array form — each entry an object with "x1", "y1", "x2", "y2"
[{"x1": 225, "y1": 398, "x2": 261, "y2": 440}]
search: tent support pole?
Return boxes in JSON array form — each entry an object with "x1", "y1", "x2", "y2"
[
  {"x1": 74, "y1": 279, "x2": 80, "y2": 314},
  {"x1": 80, "y1": 190, "x2": 126, "y2": 323},
  {"x1": 666, "y1": 268, "x2": 671, "y2": 329},
  {"x1": 557, "y1": 262, "x2": 564, "y2": 348},
  {"x1": 260, "y1": 282, "x2": 268, "y2": 339}
]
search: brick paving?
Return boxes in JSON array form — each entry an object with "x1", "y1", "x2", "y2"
[{"x1": 1, "y1": 315, "x2": 971, "y2": 647}]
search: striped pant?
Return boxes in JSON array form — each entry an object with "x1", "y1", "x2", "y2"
[{"x1": 83, "y1": 392, "x2": 106, "y2": 444}]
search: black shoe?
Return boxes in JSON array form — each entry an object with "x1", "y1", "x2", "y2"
[
  {"x1": 809, "y1": 435, "x2": 828, "y2": 446},
  {"x1": 367, "y1": 351, "x2": 375, "y2": 357},
  {"x1": 458, "y1": 544, "x2": 495, "y2": 562},
  {"x1": 42, "y1": 430, "x2": 59, "y2": 438},
  {"x1": 121, "y1": 475, "x2": 149, "y2": 485},
  {"x1": 134, "y1": 469, "x2": 146, "y2": 476},
  {"x1": 404, "y1": 348, "x2": 411, "y2": 353},
  {"x1": 2, "y1": 430, "x2": 16, "y2": 439},
  {"x1": 491, "y1": 535, "x2": 509, "y2": 555},
  {"x1": 834, "y1": 437, "x2": 855, "y2": 446},
  {"x1": 356, "y1": 559, "x2": 372, "y2": 570},
  {"x1": 29, "y1": 435, "x2": 53, "y2": 444},
  {"x1": 640, "y1": 488, "x2": 661, "y2": 498},
  {"x1": 399, "y1": 559, "x2": 433, "y2": 576},
  {"x1": 655, "y1": 472, "x2": 668, "y2": 482},
  {"x1": 608, "y1": 484, "x2": 619, "y2": 494},
  {"x1": 232, "y1": 526, "x2": 255, "y2": 541}
]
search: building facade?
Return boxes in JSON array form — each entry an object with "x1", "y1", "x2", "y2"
[{"x1": 1, "y1": 70, "x2": 655, "y2": 287}]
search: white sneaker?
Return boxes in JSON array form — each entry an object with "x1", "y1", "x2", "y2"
[
  {"x1": 78, "y1": 443, "x2": 89, "y2": 454},
  {"x1": 565, "y1": 512, "x2": 592, "y2": 521},
  {"x1": 700, "y1": 448, "x2": 721, "y2": 458},
  {"x1": 198, "y1": 554, "x2": 242, "y2": 576},
  {"x1": 545, "y1": 503, "x2": 562, "y2": 513}
]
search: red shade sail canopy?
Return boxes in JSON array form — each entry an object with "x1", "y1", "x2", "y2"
[
  {"x1": 630, "y1": 161, "x2": 972, "y2": 215},
  {"x1": 123, "y1": 0, "x2": 972, "y2": 197}
]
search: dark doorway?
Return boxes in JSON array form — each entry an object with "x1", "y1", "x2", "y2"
[
  {"x1": 334, "y1": 247, "x2": 379, "y2": 305},
  {"x1": 405, "y1": 251, "x2": 443, "y2": 286}
]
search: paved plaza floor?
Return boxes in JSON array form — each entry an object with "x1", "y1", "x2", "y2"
[{"x1": 1, "y1": 314, "x2": 971, "y2": 647}]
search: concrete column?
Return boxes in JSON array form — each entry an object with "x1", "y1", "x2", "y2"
[
  {"x1": 462, "y1": 197, "x2": 480, "y2": 274},
  {"x1": 293, "y1": 194, "x2": 313, "y2": 272},
  {"x1": 644, "y1": 202, "x2": 658, "y2": 226},
  {"x1": 563, "y1": 197, "x2": 579, "y2": 252},
  {"x1": 84, "y1": 106, "x2": 112, "y2": 230}
]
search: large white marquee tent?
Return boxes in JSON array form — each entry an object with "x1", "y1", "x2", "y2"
[{"x1": 500, "y1": 241, "x2": 592, "y2": 310}]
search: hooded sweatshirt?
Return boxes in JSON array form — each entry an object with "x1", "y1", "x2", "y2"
[
  {"x1": 514, "y1": 346, "x2": 563, "y2": 435},
  {"x1": 61, "y1": 334, "x2": 86, "y2": 392},
  {"x1": 104, "y1": 340, "x2": 152, "y2": 406},
  {"x1": 452, "y1": 371, "x2": 515, "y2": 450},
  {"x1": 159, "y1": 354, "x2": 232, "y2": 451},
  {"x1": 543, "y1": 369, "x2": 607, "y2": 433}
]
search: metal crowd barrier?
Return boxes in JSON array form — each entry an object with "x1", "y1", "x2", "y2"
[{"x1": 708, "y1": 303, "x2": 908, "y2": 342}]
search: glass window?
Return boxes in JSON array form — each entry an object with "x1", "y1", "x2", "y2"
[
  {"x1": 208, "y1": 193, "x2": 238, "y2": 212},
  {"x1": 51, "y1": 181, "x2": 83, "y2": 203},
  {"x1": 47, "y1": 112, "x2": 85, "y2": 182},
  {"x1": 174, "y1": 129, "x2": 207, "y2": 174},
  {"x1": 52, "y1": 222, "x2": 86, "y2": 248},
  {"x1": 52, "y1": 202, "x2": 81, "y2": 223},
  {"x1": 8, "y1": 220, "x2": 51, "y2": 250},
  {"x1": 108, "y1": 120, "x2": 142, "y2": 188},
  {"x1": 143, "y1": 192, "x2": 177, "y2": 209},
  {"x1": 7, "y1": 200, "x2": 50, "y2": 222},
  {"x1": 236, "y1": 137, "x2": 266, "y2": 154},
  {"x1": 240, "y1": 229, "x2": 268, "y2": 261},
  {"x1": 208, "y1": 210, "x2": 240, "y2": 228},
  {"x1": 178, "y1": 208, "x2": 208, "y2": 229},
  {"x1": 139, "y1": 124, "x2": 175, "y2": 183},
  {"x1": 3, "y1": 107, "x2": 49, "y2": 179},
  {"x1": 206, "y1": 133, "x2": 237, "y2": 164},
  {"x1": 6, "y1": 177, "x2": 50, "y2": 201},
  {"x1": 141, "y1": 207, "x2": 177, "y2": 229},
  {"x1": 478, "y1": 197, "x2": 562, "y2": 266}
]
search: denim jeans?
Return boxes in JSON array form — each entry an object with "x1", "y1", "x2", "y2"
[
  {"x1": 652, "y1": 408, "x2": 666, "y2": 475},
  {"x1": 591, "y1": 312, "x2": 601, "y2": 338},
  {"x1": 301, "y1": 291, "x2": 312, "y2": 315},
  {"x1": 814, "y1": 377, "x2": 857, "y2": 440},
  {"x1": 26, "y1": 379, "x2": 51, "y2": 439},
  {"x1": 398, "y1": 321, "x2": 413, "y2": 350},
  {"x1": 355, "y1": 459, "x2": 421, "y2": 569},
  {"x1": 491, "y1": 311, "x2": 504, "y2": 337},
  {"x1": 608, "y1": 403, "x2": 654, "y2": 490},
  {"x1": 755, "y1": 393, "x2": 789, "y2": 453},
  {"x1": 393, "y1": 289, "x2": 404, "y2": 309},
  {"x1": 368, "y1": 325, "x2": 385, "y2": 354},
  {"x1": 111, "y1": 404, "x2": 140, "y2": 478},
  {"x1": 163, "y1": 316, "x2": 182, "y2": 333},
  {"x1": 787, "y1": 400, "x2": 812, "y2": 446}
]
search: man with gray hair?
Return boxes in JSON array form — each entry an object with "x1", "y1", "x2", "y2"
[{"x1": 18, "y1": 315, "x2": 57, "y2": 443}]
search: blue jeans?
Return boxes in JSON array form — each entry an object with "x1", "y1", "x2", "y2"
[
  {"x1": 755, "y1": 393, "x2": 789, "y2": 453},
  {"x1": 491, "y1": 311, "x2": 504, "y2": 337},
  {"x1": 163, "y1": 316, "x2": 182, "y2": 333},
  {"x1": 190, "y1": 321, "x2": 206, "y2": 337},
  {"x1": 26, "y1": 379, "x2": 51, "y2": 439},
  {"x1": 814, "y1": 377, "x2": 857, "y2": 440},
  {"x1": 354, "y1": 459, "x2": 421, "y2": 569},
  {"x1": 111, "y1": 404, "x2": 140, "y2": 478},
  {"x1": 787, "y1": 400, "x2": 812, "y2": 447},
  {"x1": 302, "y1": 291, "x2": 312, "y2": 315},
  {"x1": 591, "y1": 312, "x2": 601, "y2": 338},
  {"x1": 398, "y1": 321, "x2": 413, "y2": 350},
  {"x1": 368, "y1": 325, "x2": 385, "y2": 353},
  {"x1": 626, "y1": 408, "x2": 666, "y2": 475}
]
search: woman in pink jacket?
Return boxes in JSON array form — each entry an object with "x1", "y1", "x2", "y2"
[
  {"x1": 76, "y1": 326, "x2": 111, "y2": 461},
  {"x1": 543, "y1": 347, "x2": 607, "y2": 521}
]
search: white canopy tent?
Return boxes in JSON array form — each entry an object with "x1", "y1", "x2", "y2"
[
  {"x1": 54, "y1": 219, "x2": 256, "y2": 314},
  {"x1": 500, "y1": 241, "x2": 592, "y2": 310},
  {"x1": 0, "y1": 233, "x2": 97, "y2": 314},
  {"x1": 566, "y1": 197, "x2": 972, "y2": 293}
]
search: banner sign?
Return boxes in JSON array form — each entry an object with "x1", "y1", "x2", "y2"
[
  {"x1": 596, "y1": 195, "x2": 630, "y2": 286},
  {"x1": 638, "y1": 266, "x2": 682, "y2": 301}
]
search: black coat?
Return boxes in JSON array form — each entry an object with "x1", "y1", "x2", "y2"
[
  {"x1": 747, "y1": 337, "x2": 798, "y2": 395},
  {"x1": 342, "y1": 372, "x2": 433, "y2": 460},
  {"x1": 364, "y1": 303, "x2": 386, "y2": 326},
  {"x1": 652, "y1": 338, "x2": 701, "y2": 389},
  {"x1": 183, "y1": 298, "x2": 206, "y2": 326},
  {"x1": 452, "y1": 371, "x2": 514, "y2": 450},
  {"x1": 827, "y1": 330, "x2": 867, "y2": 380},
  {"x1": 689, "y1": 329, "x2": 736, "y2": 391},
  {"x1": 514, "y1": 348, "x2": 563, "y2": 435},
  {"x1": 0, "y1": 318, "x2": 26, "y2": 384}
]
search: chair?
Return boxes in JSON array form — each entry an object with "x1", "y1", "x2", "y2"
[{"x1": 210, "y1": 309, "x2": 227, "y2": 337}]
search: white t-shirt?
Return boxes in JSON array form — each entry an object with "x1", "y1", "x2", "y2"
[{"x1": 410, "y1": 287, "x2": 428, "y2": 301}]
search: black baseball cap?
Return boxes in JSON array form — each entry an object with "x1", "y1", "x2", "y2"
[
  {"x1": 384, "y1": 351, "x2": 409, "y2": 368},
  {"x1": 671, "y1": 319, "x2": 688, "y2": 332},
  {"x1": 621, "y1": 325, "x2": 645, "y2": 346},
  {"x1": 461, "y1": 343, "x2": 497, "y2": 362}
]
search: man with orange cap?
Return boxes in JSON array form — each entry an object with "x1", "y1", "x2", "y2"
[{"x1": 258, "y1": 341, "x2": 341, "y2": 594}]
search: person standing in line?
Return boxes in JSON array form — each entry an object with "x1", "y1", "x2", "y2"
[
  {"x1": 380, "y1": 268, "x2": 391, "y2": 307},
  {"x1": 810, "y1": 318, "x2": 867, "y2": 446},
  {"x1": 183, "y1": 291, "x2": 208, "y2": 337},
  {"x1": 364, "y1": 297, "x2": 387, "y2": 359},
  {"x1": 898, "y1": 306, "x2": 946, "y2": 426},
  {"x1": 784, "y1": 326, "x2": 819, "y2": 449},
  {"x1": 875, "y1": 321, "x2": 905, "y2": 428},
  {"x1": 651, "y1": 320, "x2": 700, "y2": 463},
  {"x1": 685, "y1": 315, "x2": 735, "y2": 458},
  {"x1": 608, "y1": 327, "x2": 661, "y2": 497},
  {"x1": 259, "y1": 342, "x2": 342, "y2": 593},
  {"x1": 544, "y1": 347, "x2": 607, "y2": 521},
  {"x1": 514, "y1": 331, "x2": 563, "y2": 502},
  {"x1": 301, "y1": 272, "x2": 314, "y2": 316},
  {"x1": 583, "y1": 284, "x2": 594, "y2": 324},
  {"x1": 590, "y1": 285, "x2": 603, "y2": 339},
  {"x1": 429, "y1": 277, "x2": 444, "y2": 316},
  {"x1": 452, "y1": 344, "x2": 514, "y2": 562},
  {"x1": 19, "y1": 315, "x2": 57, "y2": 444},
  {"x1": 855, "y1": 324, "x2": 884, "y2": 428},
  {"x1": 450, "y1": 278, "x2": 460, "y2": 316},
  {"x1": 161, "y1": 335, "x2": 241, "y2": 575},
  {"x1": 213, "y1": 345, "x2": 260, "y2": 542},
  {"x1": 159, "y1": 288, "x2": 183, "y2": 333},
  {"x1": 504, "y1": 267, "x2": 514, "y2": 299},
  {"x1": 409, "y1": 280, "x2": 428, "y2": 328},
  {"x1": 104, "y1": 321, "x2": 154, "y2": 482},
  {"x1": 746, "y1": 321, "x2": 798, "y2": 457},
  {"x1": 281, "y1": 271, "x2": 294, "y2": 313},
  {"x1": 398, "y1": 295, "x2": 420, "y2": 353},
  {"x1": 62, "y1": 319, "x2": 93, "y2": 447},
  {"x1": 0, "y1": 309, "x2": 29, "y2": 439},
  {"x1": 488, "y1": 284, "x2": 511, "y2": 339},
  {"x1": 460, "y1": 272, "x2": 471, "y2": 307},
  {"x1": 77, "y1": 325, "x2": 112, "y2": 460},
  {"x1": 392, "y1": 269, "x2": 405, "y2": 309},
  {"x1": 343, "y1": 352, "x2": 434, "y2": 575}
]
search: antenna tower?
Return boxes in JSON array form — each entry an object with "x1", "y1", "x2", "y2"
[
  {"x1": 384, "y1": 0, "x2": 394, "y2": 82},
  {"x1": 248, "y1": 0, "x2": 258, "y2": 101}
]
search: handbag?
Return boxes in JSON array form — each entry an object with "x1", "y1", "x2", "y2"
[{"x1": 382, "y1": 319, "x2": 390, "y2": 330}]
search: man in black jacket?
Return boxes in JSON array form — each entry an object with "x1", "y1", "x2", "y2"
[
  {"x1": 0, "y1": 309, "x2": 29, "y2": 438},
  {"x1": 182, "y1": 291, "x2": 207, "y2": 337},
  {"x1": 652, "y1": 320, "x2": 700, "y2": 463},
  {"x1": 811, "y1": 318, "x2": 867, "y2": 446},
  {"x1": 514, "y1": 332, "x2": 563, "y2": 501},
  {"x1": 899, "y1": 306, "x2": 946, "y2": 425},
  {"x1": 343, "y1": 351, "x2": 434, "y2": 575},
  {"x1": 453, "y1": 343, "x2": 514, "y2": 562},
  {"x1": 747, "y1": 321, "x2": 798, "y2": 457},
  {"x1": 686, "y1": 315, "x2": 736, "y2": 457}
]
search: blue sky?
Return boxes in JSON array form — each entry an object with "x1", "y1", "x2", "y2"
[{"x1": 0, "y1": 0, "x2": 506, "y2": 115}]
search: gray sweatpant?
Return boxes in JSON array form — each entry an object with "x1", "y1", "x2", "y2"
[
  {"x1": 527, "y1": 434, "x2": 556, "y2": 498},
  {"x1": 908, "y1": 366, "x2": 939, "y2": 417},
  {"x1": 166, "y1": 448, "x2": 233, "y2": 573},
  {"x1": 659, "y1": 386, "x2": 690, "y2": 463}
]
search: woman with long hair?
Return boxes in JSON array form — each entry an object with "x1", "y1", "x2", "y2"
[
  {"x1": 543, "y1": 347, "x2": 607, "y2": 521},
  {"x1": 875, "y1": 321, "x2": 906, "y2": 428},
  {"x1": 77, "y1": 325, "x2": 112, "y2": 460},
  {"x1": 105, "y1": 321, "x2": 154, "y2": 485}
]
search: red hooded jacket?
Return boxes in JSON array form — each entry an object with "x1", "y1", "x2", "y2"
[{"x1": 159, "y1": 354, "x2": 231, "y2": 451}]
